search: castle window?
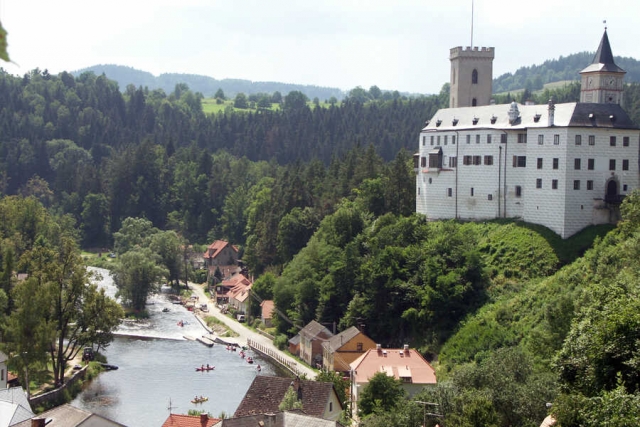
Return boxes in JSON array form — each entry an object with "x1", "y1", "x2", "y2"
[
  {"x1": 574, "y1": 158, "x2": 581, "y2": 170},
  {"x1": 487, "y1": 134, "x2": 492, "y2": 144},
  {"x1": 444, "y1": 135, "x2": 448, "y2": 145},
  {"x1": 449, "y1": 157, "x2": 457, "y2": 168},
  {"x1": 484, "y1": 155, "x2": 493, "y2": 165},
  {"x1": 589, "y1": 135, "x2": 595, "y2": 145},
  {"x1": 575, "y1": 135, "x2": 582, "y2": 145},
  {"x1": 473, "y1": 155, "x2": 482, "y2": 165},
  {"x1": 472, "y1": 69, "x2": 478, "y2": 84},
  {"x1": 624, "y1": 184, "x2": 628, "y2": 191},
  {"x1": 421, "y1": 157, "x2": 426, "y2": 167},
  {"x1": 437, "y1": 136, "x2": 441, "y2": 146},
  {"x1": 515, "y1": 186, "x2": 522, "y2": 197},
  {"x1": 430, "y1": 136, "x2": 434, "y2": 146},
  {"x1": 588, "y1": 158, "x2": 595, "y2": 170},
  {"x1": 422, "y1": 136, "x2": 426, "y2": 146},
  {"x1": 466, "y1": 135, "x2": 471, "y2": 144},
  {"x1": 538, "y1": 135, "x2": 544, "y2": 145},
  {"x1": 573, "y1": 180, "x2": 581, "y2": 190},
  {"x1": 623, "y1": 136, "x2": 630, "y2": 146},
  {"x1": 513, "y1": 156, "x2": 527, "y2": 168},
  {"x1": 470, "y1": 187, "x2": 474, "y2": 196},
  {"x1": 463, "y1": 155, "x2": 472, "y2": 165},
  {"x1": 537, "y1": 158, "x2": 543, "y2": 169},
  {"x1": 623, "y1": 159, "x2": 629, "y2": 170},
  {"x1": 452, "y1": 136, "x2": 456, "y2": 145},
  {"x1": 476, "y1": 134, "x2": 480, "y2": 144},
  {"x1": 472, "y1": 98, "x2": 478, "y2": 106},
  {"x1": 447, "y1": 188, "x2": 453, "y2": 197},
  {"x1": 553, "y1": 158, "x2": 559, "y2": 170},
  {"x1": 536, "y1": 179, "x2": 542, "y2": 189},
  {"x1": 429, "y1": 149, "x2": 443, "y2": 169},
  {"x1": 554, "y1": 134, "x2": 560, "y2": 145},
  {"x1": 587, "y1": 180, "x2": 594, "y2": 190},
  {"x1": 610, "y1": 136, "x2": 617, "y2": 146},
  {"x1": 609, "y1": 159, "x2": 616, "y2": 170},
  {"x1": 501, "y1": 134, "x2": 507, "y2": 143},
  {"x1": 518, "y1": 134, "x2": 527, "y2": 144},
  {"x1": 552, "y1": 179, "x2": 558, "y2": 190},
  {"x1": 488, "y1": 194, "x2": 493, "y2": 200}
]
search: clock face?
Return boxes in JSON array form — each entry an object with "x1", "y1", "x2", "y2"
[{"x1": 608, "y1": 78, "x2": 616, "y2": 87}]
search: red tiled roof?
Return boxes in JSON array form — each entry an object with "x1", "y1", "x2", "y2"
[
  {"x1": 162, "y1": 413, "x2": 220, "y2": 427},
  {"x1": 260, "y1": 300, "x2": 274, "y2": 319},
  {"x1": 234, "y1": 376, "x2": 340, "y2": 418},
  {"x1": 350, "y1": 347, "x2": 437, "y2": 386},
  {"x1": 203, "y1": 240, "x2": 237, "y2": 259},
  {"x1": 223, "y1": 274, "x2": 252, "y2": 303}
]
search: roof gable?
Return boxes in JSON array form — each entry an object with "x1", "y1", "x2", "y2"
[
  {"x1": 300, "y1": 321, "x2": 333, "y2": 340},
  {"x1": 324, "y1": 327, "x2": 366, "y2": 353},
  {"x1": 350, "y1": 348, "x2": 437, "y2": 385},
  {"x1": 234, "y1": 376, "x2": 341, "y2": 418},
  {"x1": 203, "y1": 240, "x2": 237, "y2": 259},
  {"x1": 162, "y1": 413, "x2": 220, "y2": 427}
]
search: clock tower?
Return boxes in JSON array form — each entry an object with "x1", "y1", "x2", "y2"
[{"x1": 579, "y1": 29, "x2": 626, "y2": 106}]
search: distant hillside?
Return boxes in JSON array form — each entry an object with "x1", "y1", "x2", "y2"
[
  {"x1": 493, "y1": 51, "x2": 640, "y2": 93},
  {"x1": 72, "y1": 64, "x2": 347, "y2": 101}
]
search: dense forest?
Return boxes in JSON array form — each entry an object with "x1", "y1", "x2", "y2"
[{"x1": 1, "y1": 64, "x2": 640, "y2": 426}]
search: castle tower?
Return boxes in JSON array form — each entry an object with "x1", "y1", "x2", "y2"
[
  {"x1": 579, "y1": 29, "x2": 626, "y2": 106},
  {"x1": 449, "y1": 46, "x2": 495, "y2": 108}
]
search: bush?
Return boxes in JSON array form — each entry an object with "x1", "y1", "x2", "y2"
[{"x1": 273, "y1": 334, "x2": 288, "y2": 350}]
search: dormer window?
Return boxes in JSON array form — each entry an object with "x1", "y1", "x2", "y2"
[
  {"x1": 609, "y1": 115, "x2": 616, "y2": 123},
  {"x1": 425, "y1": 120, "x2": 430, "y2": 126},
  {"x1": 452, "y1": 118, "x2": 459, "y2": 126},
  {"x1": 435, "y1": 119, "x2": 442, "y2": 127},
  {"x1": 589, "y1": 113, "x2": 595, "y2": 121},
  {"x1": 533, "y1": 114, "x2": 541, "y2": 123},
  {"x1": 490, "y1": 115, "x2": 497, "y2": 124},
  {"x1": 472, "y1": 117, "x2": 479, "y2": 125}
]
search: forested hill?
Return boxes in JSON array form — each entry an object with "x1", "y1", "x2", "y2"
[
  {"x1": 72, "y1": 64, "x2": 347, "y2": 101},
  {"x1": 493, "y1": 51, "x2": 640, "y2": 93}
]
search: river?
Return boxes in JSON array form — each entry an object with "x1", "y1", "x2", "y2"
[{"x1": 71, "y1": 268, "x2": 275, "y2": 426}]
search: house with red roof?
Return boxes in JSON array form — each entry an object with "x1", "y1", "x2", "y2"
[
  {"x1": 162, "y1": 413, "x2": 220, "y2": 427},
  {"x1": 203, "y1": 240, "x2": 239, "y2": 279},
  {"x1": 216, "y1": 274, "x2": 252, "y2": 314},
  {"x1": 350, "y1": 344, "x2": 437, "y2": 402},
  {"x1": 213, "y1": 411, "x2": 344, "y2": 427}
]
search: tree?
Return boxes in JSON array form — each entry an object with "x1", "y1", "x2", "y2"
[
  {"x1": 279, "y1": 385, "x2": 303, "y2": 411},
  {"x1": 369, "y1": 85, "x2": 382, "y2": 100},
  {"x1": 358, "y1": 372, "x2": 407, "y2": 417},
  {"x1": 234, "y1": 93, "x2": 249, "y2": 109},
  {"x1": 81, "y1": 193, "x2": 110, "y2": 248},
  {"x1": 112, "y1": 248, "x2": 168, "y2": 311},
  {"x1": 283, "y1": 91, "x2": 308, "y2": 111},
  {"x1": 214, "y1": 88, "x2": 226, "y2": 100},
  {"x1": 0, "y1": 20, "x2": 9, "y2": 62},
  {"x1": 149, "y1": 230, "x2": 183, "y2": 286},
  {"x1": 113, "y1": 217, "x2": 158, "y2": 254}
]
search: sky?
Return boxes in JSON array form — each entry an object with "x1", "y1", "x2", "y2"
[{"x1": 1, "y1": 0, "x2": 640, "y2": 95}]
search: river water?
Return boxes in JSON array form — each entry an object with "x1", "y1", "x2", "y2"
[{"x1": 71, "y1": 268, "x2": 275, "y2": 426}]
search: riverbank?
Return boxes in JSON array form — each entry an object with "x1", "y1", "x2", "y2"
[{"x1": 185, "y1": 282, "x2": 317, "y2": 379}]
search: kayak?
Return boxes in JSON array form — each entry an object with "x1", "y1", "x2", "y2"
[
  {"x1": 191, "y1": 397, "x2": 208, "y2": 404},
  {"x1": 195, "y1": 366, "x2": 215, "y2": 371}
]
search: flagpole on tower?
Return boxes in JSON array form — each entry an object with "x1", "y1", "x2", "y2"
[{"x1": 471, "y1": 0, "x2": 475, "y2": 48}]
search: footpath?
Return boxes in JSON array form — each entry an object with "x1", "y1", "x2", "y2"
[{"x1": 185, "y1": 281, "x2": 317, "y2": 380}]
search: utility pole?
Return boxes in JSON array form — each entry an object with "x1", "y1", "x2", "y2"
[{"x1": 414, "y1": 401, "x2": 442, "y2": 427}]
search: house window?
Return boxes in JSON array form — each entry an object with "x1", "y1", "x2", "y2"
[
  {"x1": 357, "y1": 343, "x2": 363, "y2": 351},
  {"x1": 484, "y1": 155, "x2": 493, "y2": 165},
  {"x1": 574, "y1": 158, "x2": 581, "y2": 170},
  {"x1": 610, "y1": 159, "x2": 616, "y2": 170},
  {"x1": 588, "y1": 158, "x2": 595, "y2": 170},
  {"x1": 447, "y1": 188, "x2": 452, "y2": 197},
  {"x1": 487, "y1": 134, "x2": 492, "y2": 144},
  {"x1": 466, "y1": 134, "x2": 471, "y2": 144},
  {"x1": 421, "y1": 157, "x2": 426, "y2": 167},
  {"x1": 537, "y1": 158, "x2": 543, "y2": 169},
  {"x1": 588, "y1": 135, "x2": 595, "y2": 145},
  {"x1": 330, "y1": 402, "x2": 333, "y2": 412},
  {"x1": 437, "y1": 136, "x2": 441, "y2": 145},
  {"x1": 452, "y1": 136, "x2": 456, "y2": 145},
  {"x1": 518, "y1": 133, "x2": 527, "y2": 144},
  {"x1": 623, "y1": 159, "x2": 629, "y2": 170},
  {"x1": 575, "y1": 135, "x2": 582, "y2": 145},
  {"x1": 587, "y1": 180, "x2": 594, "y2": 190},
  {"x1": 552, "y1": 179, "x2": 558, "y2": 190},
  {"x1": 624, "y1": 184, "x2": 628, "y2": 191},
  {"x1": 444, "y1": 135, "x2": 448, "y2": 145},
  {"x1": 513, "y1": 156, "x2": 527, "y2": 167},
  {"x1": 449, "y1": 157, "x2": 457, "y2": 168},
  {"x1": 488, "y1": 194, "x2": 493, "y2": 200},
  {"x1": 574, "y1": 180, "x2": 580, "y2": 190},
  {"x1": 428, "y1": 152, "x2": 442, "y2": 169},
  {"x1": 515, "y1": 185, "x2": 522, "y2": 197},
  {"x1": 623, "y1": 136, "x2": 630, "y2": 146},
  {"x1": 472, "y1": 69, "x2": 478, "y2": 84},
  {"x1": 422, "y1": 136, "x2": 426, "y2": 146},
  {"x1": 463, "y1": 155, "x2": 472, "y2": 165},
  {"x1": 470, "y1": 187, "x2": 474, "y2": 196},
  {"x1": 538, "y1": 135, "x2": 544, "y2": 145},
  {"x1": 554, "y1": 134, "x2": 560, "y2": 145},
  {"x1": 553, "y1": 158, "x2": 559, "y2": 170},
  {"x1": 536, "y1": 178, "x2": 542, "y2": 189},
  {"x1": 476, "y1": 134, "x2": 480, "y2": 144},
  {"x1": 501, "y1": 134, "x2": 507, "y2": 143},
  {"x1": 473, "y1": 155, "x2": 482, "y2": 165},
  {"x1": 430, "y1": 136, "x2": 434, "y2": 146},
  {"x1": 610, "y1": 136, "x2": 616, "y2": 146}
]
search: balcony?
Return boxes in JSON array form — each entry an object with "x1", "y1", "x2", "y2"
[{"x1": 604, "y1": 194, "x2": 625, "y2": 205}]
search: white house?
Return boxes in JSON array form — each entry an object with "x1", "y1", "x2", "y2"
[{"x1": 416, "y1": 30, "x2": 640, "y2": 238}]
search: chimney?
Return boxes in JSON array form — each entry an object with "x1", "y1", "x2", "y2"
[
  {"x1": 31, "y1": 420, "x2": 46, "y2": 427},
  {"x1": 200, "y1": 413, "x2": 208, "y2": 425},
  {"x1": 548, "y1": 97, "x2": 555, "y2": 127},
  {"x1": 403, "y1": 344, "x2": 409, "y2": 354},
  {"x1": 376, "y1": 343, "x2": 381, "y2": 352},
  {"x1": 264, "y1": 413, "x2": 277, "y2": 427}
]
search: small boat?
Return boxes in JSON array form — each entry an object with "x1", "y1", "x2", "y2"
[
  {"x1": 162, "y1": 307, "x2": 170, "y2": 313},
  {"x1": 177, "y1": 320, "x2": 183, "y2": 327},
  {"x1": 195, "y1": 365, "x2": 215, "y2": 372},
  {"x1": 101, "y1": 363, "x2": 119, "y2": 371},
  {"x1": 246, "y1": 357, "x2": 254, "y2": 364},
  {"x1": 256, "y1": 364, "x2": 261, "y2": 372},
  {"x1": 191, "y1": 396, "x2": 208, "y2": 404},
  {"x1": 239, "y1": 351, "x2": 245, "y2": 359}
]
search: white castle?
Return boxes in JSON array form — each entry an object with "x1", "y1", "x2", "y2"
[{"x1": 415, "y1": 30, "x2": 639, "y2": 238}]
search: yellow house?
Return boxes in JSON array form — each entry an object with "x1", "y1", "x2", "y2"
[{"x1": 322, "y1": 326, "x2": 376, "y2": 373}]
